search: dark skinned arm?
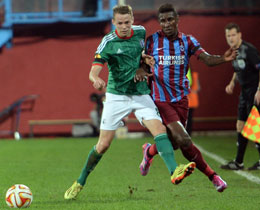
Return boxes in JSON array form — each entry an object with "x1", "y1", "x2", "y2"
[{"x1": 198, "y1": 48, "x2": 237, "y2": 66}]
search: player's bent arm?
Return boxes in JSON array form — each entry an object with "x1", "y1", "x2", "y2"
[
  {"x1": 134, "y1": 64, "x2": 153, "y2": 82},
  {"x1": 198, "y1": 52, "x2": 226, "y2": 66},
  {"x1": 228, "y1": 72, "x2": 237, "y2": 85},
  {"x1": 255, "y1": 71, "x2": 260, "y2": 105},
  {"x1": 89, "y1": 65, "x2": 106, "y2": 90},
  {"x1": 198, "y1": 48, "x2": 236, "y2": 67},
  {"x1": 225, "y1": 72, "x2": 237, "y2": 94}
]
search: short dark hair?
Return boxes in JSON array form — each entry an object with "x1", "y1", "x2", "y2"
[
  {"x1": 225, "y1": 22, "x2": 240, "y2": 32},
  {"x1": 113, "y1": 5, "x2": 133, "y2": 18},
  {"x1": 158, "y1": 3, "x2": 178, "y2": 18}
]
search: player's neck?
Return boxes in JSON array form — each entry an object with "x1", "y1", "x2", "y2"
[
  {"x1": 236, "y1": 39, "x2": 242, "y2": 49},
  {"x1": 115, "y1": 29, "x2": 134, "y2": 39},
  {"x1": 166, "y1": 31, "x2": 178, "y2": 41}
]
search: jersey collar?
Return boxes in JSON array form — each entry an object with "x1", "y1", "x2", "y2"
[{"x1": 115, "y1": 29, "x2": 134, "y2": 39}]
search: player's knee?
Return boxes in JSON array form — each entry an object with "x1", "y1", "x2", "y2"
[
  {"x1": 179, "y1": 136, "x2": 192, "y2": 148},
  {"x1": 166, "y1": 129, "x2": 179, "y2": 150},
  {"x1": 96, "y1": 141, "x2": 111, "y2": 154},
  {"x1": 157, "y1": 122, "x2": 167, "y2": 131},
  {"x1": 151, "y1": 123, "x2": 167, "y2": 136},
  {"x1": 172, "y1": 132, "x2": 191, "y2": 148}
]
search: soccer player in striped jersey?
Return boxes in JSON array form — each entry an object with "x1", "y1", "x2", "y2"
[
  {"x1": 138, "y1": 3, "x2": 237, "y2": 193},
  {"x1": 64, "y1": 4, "x2": 196, "y2": 200}
]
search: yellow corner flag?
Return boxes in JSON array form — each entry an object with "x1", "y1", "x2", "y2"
[{"x1": 242, "y1": 106, "x2": 260, "y2": 143}]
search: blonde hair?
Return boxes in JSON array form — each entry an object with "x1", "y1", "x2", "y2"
[{"x1": 113, "y1": 5, "x2": 133, "y2": 18}]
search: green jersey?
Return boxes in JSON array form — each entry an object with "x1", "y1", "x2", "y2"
[{"x1": 93, "y1": 25, "x2": 150, "y2": 95}]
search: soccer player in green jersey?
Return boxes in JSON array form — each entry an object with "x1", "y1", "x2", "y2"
[{"x1": 64, "y1": 4, "x2": 196, "y2": 200}]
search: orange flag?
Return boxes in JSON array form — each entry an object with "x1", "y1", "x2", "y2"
[{"x1": 242, "y1": 106, "x2": 260, "y2": 143}]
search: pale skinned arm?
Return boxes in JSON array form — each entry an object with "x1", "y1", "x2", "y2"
[
  {"x1": 225, "y1": 72, "x2": 237, "y2": 95},
  {"x1": 89, "y1": 65, "x2": 106, "y2": 90},
  {"x1": 254, "y1": 71, "x2": 260, "y2": 105}
]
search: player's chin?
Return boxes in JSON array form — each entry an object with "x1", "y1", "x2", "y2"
[
  {"x1": 229, "y1": 43, "x2": 236, "y2": 48},
  {"x1": 163, "y1": 29, "x2": 174, "y2": 36}
]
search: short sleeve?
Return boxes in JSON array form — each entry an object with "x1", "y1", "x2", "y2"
[
  {"x1": 247, "y1": 46, "x2": 260, "y2": 70},
  {"x1": 92, "y1": 36, "x2": 111, "y2": 65},
  {"x1": 187, "y1": 35, "x2": 205, "y2": 58}
]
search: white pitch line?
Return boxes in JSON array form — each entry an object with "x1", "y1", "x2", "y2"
[{"x1": 195, "y1": 144, "x2": 260, "y2": 185}]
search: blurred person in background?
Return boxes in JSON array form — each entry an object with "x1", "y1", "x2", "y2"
[
  {"x1": 89, "y1": 92, "x2": 105, "y2": 134},
  {"x1": 220, "y1": 22, "x2": 260, "y2": 170},
  {"x1": 82, "y1": 0, "x2": 97, "y2": 16},
  {"x1": 136, "y1": 3, "x2": 237, "y2": 192},
  {"x1": 186, "y1": 67, "x2": 200, "y2": 136}
]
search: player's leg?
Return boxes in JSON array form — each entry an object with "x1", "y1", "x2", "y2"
[
  {"x1": 133, "y1": 95, "x2": 178, "y2": 174},
  {"x1": 142, "y1": 119, "x2": 178, "y2": 174},
  {"x1": 143, "y1": 119, "x2": 195, "y2": 184},
  {"x1": 235, "y1": 120, "x2": 248, "y2": 165},
  {"x1": 77, "y1": 130, "x2": 116, "y2": 186},
  {"x1": 221, "y1": 123, "x2": 246, "y2": 170},
  {"x1": 139, "y1": 142, "x2": 154, "y2": 176},
  {"x1": 64, "y1": 93, "x2": 128, "y2": 199},
  {"x1": 142, "y1": 99, "x2": 196, "y2": 173},
  {"x1": 134, "y1": 95, "x2": 195, "y2": 184},
  {"x1": 164, "y1": 98, "x2": 227, "y2": 191},
  {"x1": 138, "y1": 99, "x2": 181, "y2": 175},
  {"x1": 64, "y1": 130, "x2": 115, "y2": 200},
  {"x1": 221, "y1": 95, "x2": 248, "y2": 170},
  {"x1": 167, "y1": 121, "x2": 227, "y2": 192},
  {"x1": 186, "y1": 108, "x2": 194, "y2": 136},
  {"x1": 144, "y1": 98, "x2": 227, "y2": 191},
  {"x1": 248, "y1": 142, "x2": 260, "y2": 170},
  {"x1": 149, "y1": 120, "x2": 216, "y2": 179}
]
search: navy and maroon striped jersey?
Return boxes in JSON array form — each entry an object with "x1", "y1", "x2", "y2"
[{"x1": 146, "y1": 30, "x2": 205, "y2": 102}]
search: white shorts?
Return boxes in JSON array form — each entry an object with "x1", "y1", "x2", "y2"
[{"x1": 100, "y1": 93, "x2": 162, "y2": 130}]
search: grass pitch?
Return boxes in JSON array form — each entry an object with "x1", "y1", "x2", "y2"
[{"x1": 0, "y1": 135, "x2": 260, "y2": 210}]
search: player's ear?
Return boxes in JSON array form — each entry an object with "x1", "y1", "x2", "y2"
[
  {"x1": 238, "y1": 32, "x2": 242, "y2": 39},
  {"x1": 175, "y1": 15, "x2": 179, "y2": 24},
  {"x1": 112, "y1": 18, "x2": 115, "y2": 26}
]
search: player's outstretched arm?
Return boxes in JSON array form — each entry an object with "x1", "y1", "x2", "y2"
[
  {"x1": 198, "y1": 48, "x2": 237, "y2": 66},
  {"x1": 89, "y1": 65, "x2": 106, "y2": 90}
]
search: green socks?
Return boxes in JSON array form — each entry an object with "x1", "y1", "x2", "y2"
[
  {"x1": 77, "y1": 134, "x2": 176, "y2": 185},
  {"x1": 155, "y1": 133, "x2": 177, "y2": 174},
  {"x1": 77, "y1": 145, "x2": 103, "y2": 186}
]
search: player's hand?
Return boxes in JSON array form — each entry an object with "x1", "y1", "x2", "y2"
[
  {"x1": 93, "y1": 78, "x2": 106, "y2": 90},
  {"x1": 225, "y1": 82, "x2": 235, "y2": 94},
  {"x1": 223, "y1": 47, "x2": 238, "y2": 61},
  {"x1": 142, "y1": 54, "x2": 155, "y2": 68},
  {"x1": 255, "y1": 89, "x2": 260, "y2": 105},
  {"x1": 134, "y1": 68, "x2": 153, "y2": 82}
]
